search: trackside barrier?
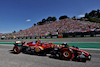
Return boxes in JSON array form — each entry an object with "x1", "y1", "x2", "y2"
[
  {"x1": 46, "y1": 36, "x2": 51, "y2": 38},
  {"x1": 52, "y1": 35, "x2": 58, "y2": 38},
  {"x1": 84, "y1": 35, "x2": 90, "y2": 37},
  {"x1": 95, "y1": 34, "x2": 100, "y2": 37},
  {"x1": 0, "y1": 31, "x2": 100, "y2": 40},
  {"x1": 58, "y1": 35, "x2": 63, "y2": 38},
  {"x1": 41, "y1": 36, "x2": 46, "y2": 38},
  {"x1": 36, "y1": 36, "x2": 40, "y2": 39}
]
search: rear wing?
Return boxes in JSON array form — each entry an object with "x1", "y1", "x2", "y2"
[{"x1": 14, "y1": 41, "x2": 25, "y2": 45}]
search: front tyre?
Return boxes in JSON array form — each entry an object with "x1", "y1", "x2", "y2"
[{"x1": 60, "y1": 50, "x2": 73, "y2": 60}]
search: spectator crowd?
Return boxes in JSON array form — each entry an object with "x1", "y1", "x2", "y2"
[{"x1": 1, "y1": 18, "x2": 100, "y2": 38}]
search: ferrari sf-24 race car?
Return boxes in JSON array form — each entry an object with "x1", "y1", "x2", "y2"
[{"x1": 13, "y1": 40, "x2": 91, "y2": 62}]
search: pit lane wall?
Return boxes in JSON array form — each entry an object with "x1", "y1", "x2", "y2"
[{"x1": 0, "y1": 31, "x2": 100, "y2": 40}]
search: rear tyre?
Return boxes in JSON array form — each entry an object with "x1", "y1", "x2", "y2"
[
  {"x1": 13, "y1": 46, "x2": 22, "y2": 54},
  {"x1": 60, "y1": 50, "x2": 72, "y2": 60}
]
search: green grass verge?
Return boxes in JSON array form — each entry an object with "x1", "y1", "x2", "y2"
[{"x1": 0, "y1": 42, "x2": 100, "y2": 49}]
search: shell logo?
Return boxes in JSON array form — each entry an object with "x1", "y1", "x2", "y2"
[
  {"x1": 35, "y1": 48, "x2": 40, "y2": 52},
  {"x1": 35, "y1": 46, "x2": 44, "y2": 52}
]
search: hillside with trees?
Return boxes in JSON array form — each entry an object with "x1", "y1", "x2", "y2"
[
  {"x1": 36, "y1": 9, "x2": 100, "y2": 26},
  {"x1": 83, "y1": 9, "x2": 100, "y2": 23}
]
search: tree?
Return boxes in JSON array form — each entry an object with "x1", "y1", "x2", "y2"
[
  {"x1": 85, "y1": 9, "x2": 100, "y2": 23},
  {"x1": 47, "y1": 17, "x2": 52, "y2": 23},
  {"x1": 89, "y1": 10, "x2": 97, "y2": 18},
  {"x1": 88, "y1": 16, "x2": 100, "y2": 23},
  {"x1": 9, "y1": 33, "x2": 12, "y2": 35},
  {"x1": 13, "y1": 30, "x2": 16, "y2": 33},
  {"x1": 34, "y1": 23, "x2": 36, "y2": 26},
  {"x1": 20, "y1": 30, "x2": 22, "y2": 31},
  {"x1": 85, "y1": 13, "x2": 89, "y2": 18},
  {"x1": 59, "y1": 15, "x2": 68, "y2": 20},
  {"x1": 97, "y1": 9, "x2": 100, "y2": 18},
  {"x1": 42, "y1": 19, "x2": 46, "y2": 23},
  {"x1": 42, "y1": 18, "x2": 46, "y2": 24},
  {"x1": 37, "y1": 21, "x2": 44, "y2": 25},
  {"x1": 37, "y1": 22, "x2": 40, "y2": 25},
  {"x1": 72, "y1": 16, "x2": 76, "y2": 20},
  {"x1": 52, "y1": 17, "x2": 57, "y2": 21}
]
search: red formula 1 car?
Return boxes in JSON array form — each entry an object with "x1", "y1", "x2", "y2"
[
  {"x1": 50, "y1": 44, "x2": 91, "y2": 62},
  {"x1": 13, "y1": 40, "x2": 91, "y2": 62},
  {"x1": 13, "y1": 40, "x2": 54, "y2": 55}
]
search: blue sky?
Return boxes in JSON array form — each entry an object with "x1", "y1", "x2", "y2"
[{"x1": 0, "y1": 0, "x2": 100, "y2": 33}]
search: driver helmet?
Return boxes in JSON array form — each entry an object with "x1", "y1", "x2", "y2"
[
  {"x1": 62, "y1": 42, "x2": 69, "y2": 47},
  {"x1": 32, "y1": 41, "x2": 36, "y2": 44},
  {"x1": 37, "y1": 39, "x2": 41, "y2": 43}
]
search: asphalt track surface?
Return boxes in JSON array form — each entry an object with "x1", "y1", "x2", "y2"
[{"x1": 0, "y1": 37, "x2": 100, "y2": 67}]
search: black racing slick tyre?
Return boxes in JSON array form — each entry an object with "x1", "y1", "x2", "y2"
[
  {"x1": 13, "y1": 46, "x2": 22, "y2": 54},
  {"x1": 60, "y1": 50, "x2": 73, "y2": 60}
]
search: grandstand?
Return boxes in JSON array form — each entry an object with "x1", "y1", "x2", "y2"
[
  {"x1": 0, "y1": 18, "x2": 100, "y2": 39},
  {"x1": 14, "y1": 18, "x2": 100, "y2": 35}
]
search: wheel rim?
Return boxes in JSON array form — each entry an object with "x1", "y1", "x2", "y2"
[
  {"x1": 14, "y1": 48, "x2": 17, "y2": 52},
  {"x1": 63, "y1": 51, "x2": 69, "y2": 57},
  {"x1": 14, "y1": 47, "x2": 19, "y2": 53},
  {"x1": 63, "y1": 51, "x2": 71, "y2": 58}
]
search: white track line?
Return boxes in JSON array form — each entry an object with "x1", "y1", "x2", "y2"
[{"x1": 80, "y1": 48, "x2": 100, "y2": 50}]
